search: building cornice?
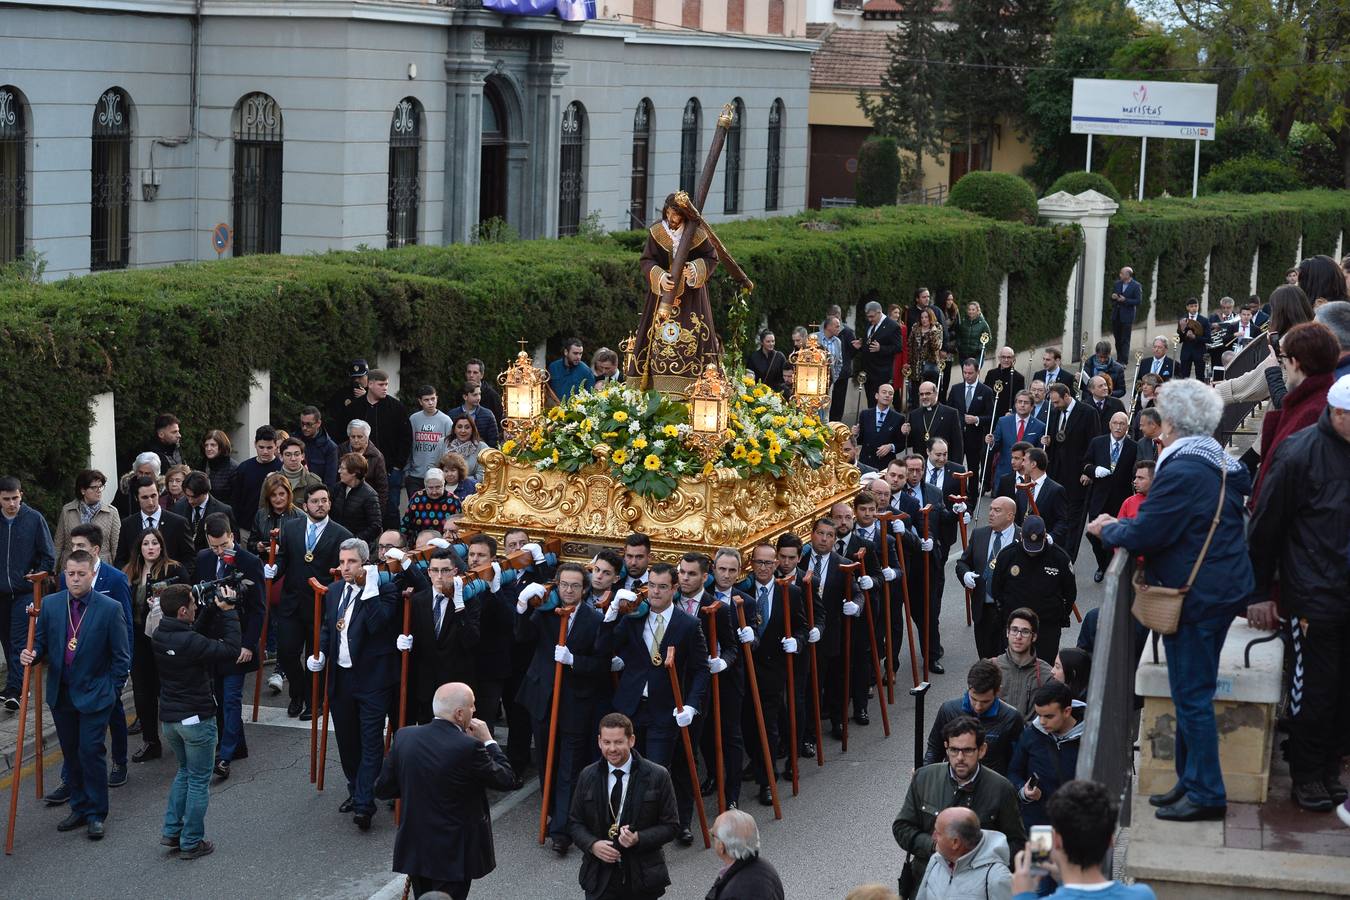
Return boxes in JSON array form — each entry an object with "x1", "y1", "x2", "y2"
[{"x1": 0, "y1": 0, "x2": 454, "y2": 24}]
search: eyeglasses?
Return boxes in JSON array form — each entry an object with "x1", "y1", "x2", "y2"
[
  {"x1": 945, "y1": 745, "x2": 980, "y2": 756},
  {"x1": 1007, "y1": 626, "x2": 1034, "y2": 637}
]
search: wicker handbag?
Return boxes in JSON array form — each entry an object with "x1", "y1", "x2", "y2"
[{"x1": 1131, "y1": 465, "x2": 1228, "y2": 636}]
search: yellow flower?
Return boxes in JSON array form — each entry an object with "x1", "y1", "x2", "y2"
[
  {"x1": 613, "y1": 410, "x2": 629, "y2": 423},
  {"x1": 501, "y1": 439, "x2": 517, "y2": 454},
  {"x1": 800, "y1": 427, "x2": 815, "y2": 439},
  {"x1": 551, "y1": 449, "x2": 560, "y2": 462},
  {"x1": 602, "y1": 431, "x2": 619, "y2": 440},
  {"x1": 702, "y1": 460, "x2": 715, "y2": 475},
  {"x1": 742, "y1": 374, "x2": 756, "y2": 386},
  {"x1": 753, "y1": 385, "x2": 767, "y2": 398},
  {"x1": 580, "y1": 419, "x2": 593, "y2": 432},
  {"x1": 633, "y1": 436, "x2": 649, "y2": 450},
  {"x1": 723, "y1": 428, "x2": 735, "y2": 440},
  {"x1": 731, "y1": 444, "x2": 747, "y2": 460},
  {"x1": 785, "y1": 428, "x2": 799, "y2": 441},
  {"x1": 643, "y1": 454, "x2": 661, "y2": 471},
  {"x1": 753, "y1": 406, "x2": 767, "y2": 415},
  {"x1": 765, "y1": 430, "x2": 778, "y2": 443},
  {"x1": 740, "y1": 393, "x2": 754, "y2": 403},
  {"x1": 662, "y1": 424, "x2": 680, "y2": 438},
  {"x1": 772, "y1": 415, "x2": 787, "y2": 427},
  {"x1": 612, "y1": 448, "x2": 628, "y2": 465},
  {"x1": 748, "y1": 437, "x2": 760, "y2": 449},
  {"x1": 746, "y1": 449, "x2": 763, "y2": 465}
]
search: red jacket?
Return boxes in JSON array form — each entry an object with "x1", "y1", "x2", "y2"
[{"x1": 1252, "y1": 371, "x2": 1335, "y2": 505}]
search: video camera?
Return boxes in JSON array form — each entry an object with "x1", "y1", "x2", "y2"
[{"x1": 189, "y1": 552, "x2": 253, "y2": 608}]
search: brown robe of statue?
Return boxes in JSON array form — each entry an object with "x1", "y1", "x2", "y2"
[{"x1": 626, "y1": 222, "x2": 721, "y2": 396}]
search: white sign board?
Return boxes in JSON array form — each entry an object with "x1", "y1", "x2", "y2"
[{"x1": 1071, "y1": 79, "x2": 1218, "y2": 141}]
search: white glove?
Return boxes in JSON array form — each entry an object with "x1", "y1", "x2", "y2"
[
  {"x1": 554, "y1": 645, "x2": 575, "y2": 666},
  {"x1": 516, "y1": 595, "x2": 529, "y2": 614},
  {"x1": 428, "y1": 538, "x2": 451, "y2": 550},
  {"x1": 673, "y1": 707, "x2": 696, "y2": 728},
  {"x1": 882, "y1": 567, "x2": 897, "y2": 582},
  {"x1": 920, "y1": 538, "x2": 935, "y2": 552},
  {"x1": 891, "y1": 519, "x2": 907, "y2": 534},
  {"x1": 707, "y1": 656, "x2": 728, "y2": 674},
  {"x1": 453, "y1": 577, "x2": 465, "y2": 611},
  {"x1": 807, "y1": 627, "x2": 821, "y2": 643},
  {"x1": 1046, "y1": 535, "x2": 1055, "y2": 545},
  {"x1": 385, "y1": 547, "x2": 411, "y2": 570},
  {"x1": 396, "y1": 633, "x2": 414, "y2": 651},
  {"x1": 610, "y1": 656, "x2": 625, "y2": 672},
  {"x1": 842, "y1": 600, "x2": 861, "y2": 617},
  {"x1": 962, "y1": 512, "x2": 972, "y2": 526},
  {"x1": 519, "y1": 582, "x2": 548, "y2": 607},
  {"x1": 522, "y1": 541, "x2": 546, "y2": 565},
  {"x1": 1094, "y1": 465, "x2": 1111, "y2": 478},
  {"x1": 306, "y1": 652, "x2": 326, "y2": 672},
  {"x1": 613, "y1": 588, "x2": 637, "y2": 605},
  {"x1": 263, "y1": 563, "x2": 278, "y2": 579},
  {"x1": 953, "y1": 502, "x2": 968, "y2": 514},
  {"x1": 962, "y1": 572, "x2": 978, "y2": 590},
  {"x1": 856, "y1": 575, "x2": 875, "y2": 591},
  {"x1": 490, "y1": 562, "x2": 502, "y2": 593},
  {"x1": 736, "y1": 626, "x2": 754, "y2": 644},
  {"x1": 781, "y1": 637, "x2": 799, "y2": 654}
]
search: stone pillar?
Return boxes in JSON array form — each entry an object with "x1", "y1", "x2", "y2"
[
  {"x1": 1201, "y1": 251, "x2": 1212, "y2": 316},
  {"x1": 1336, "y1": 230, "x2": 1344, "y2": 262},
  {"x1": 995, "y1": 272, "x2": 1010, "y2": 351},
  {"x1": 525, "y1": 36, "x2": 569, "y2": 240},
  {"x1": 377, "y1": 350, "x2": 402, "y2": 398},
  {"x1": 1037, "y1": 189, "x2": 1119, "y2": 359},
  {"x1": 1249, "y1": 247, "x2": 1259, "y2": 296},
  {"x1": 88, "y1": 392, "x2": 117, "y2": 480},
  {"x1": 533, "y1": 341, "x2": 548, "y2": 369},
  {"x1": 1146, "y1": 256, "x2": 1160, "y2": 334},
  {"x1": 1295, "y1": 235, "x2": 1302, "y2": 268},
  {"x1": 443, "y1": 24, "x2": 492, "y2": 246},
  {"x1": 230, "y1": 370, "x2": 271, "y2": 463}
]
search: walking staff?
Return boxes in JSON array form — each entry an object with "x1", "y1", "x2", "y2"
[
  {"x1": 772, "y1": 575, "x2": 798, "y2": 801},
  {"x1": 307, "y1": 576, "x2": 326, "y2": 785},
  {"x1": 801, "y1": 571, "x2": 825, "y2": 767},
  {"x1": 701, "y1": 599, "x2": 727, "y2": 815},
  {"x1": 4, "y1": 571, "x2": 49, "y2": 855},
  {"x1": 665, "y1": 647, "x2": 710, "y2": 848},
  {"x1": 537, "y1": 595, "x2": 572, "y2": 845},
  {"x1": 877, "y1": 511, "x2": 921, "y2": 691},
  {"x1": 919, "y1": 505, "x2": 933, "y2": 683},
  {"x1": 979, "y1": 381, "x2": 1004, "y2": 514},
  {"x1": 252, "y1": 528, "x2": 279, "y2": 722},
  {"x1": 850, "y1": 551, "x2": 891, "y2": 739},
  {"x1": 950, "y1": 471, "x2": 974, "y2": 627},
  {"x1": 839, "y1": 558, "x2": 860, "y2": 754}
]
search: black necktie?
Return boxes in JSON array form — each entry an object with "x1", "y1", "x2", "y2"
[
  {"x1": 610, "y1": 769, "x2": 624, "y2": 824},
  {"x1": 433, "y1": 593, "x2": 446, "y2": 636},
  {"x1": 144, "y1": 516, "x2": 153, "y2": 531}
]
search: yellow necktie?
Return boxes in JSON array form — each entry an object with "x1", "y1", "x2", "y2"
[{"x1": 649, "y1": 614, "x2": 666, "y2": 666}]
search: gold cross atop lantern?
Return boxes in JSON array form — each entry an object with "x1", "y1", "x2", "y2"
[
  {"x1": 788, "y1": 327, "x2": 831, "y2": 413},
  {"x1": 498, "y1": 342, "x2": 550, "y2": 440},
  {"x1": 683, "y1": 362, "x2": 732, "y2": 461}
]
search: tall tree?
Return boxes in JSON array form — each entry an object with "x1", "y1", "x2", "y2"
[{"x1": 858, "y1": 0, "x2": 947, "y2": 185}]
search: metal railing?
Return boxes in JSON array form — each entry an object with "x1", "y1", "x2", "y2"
[
  {"x1": 1215, "y1": 332, "x2": 1271, "y2": 447},
  {"x1": 820, "y1": 197, "x2": 858, "y2": 209},
  {"x1": 1076, "y1": 548, "x2": 1136, "y2": 822},
  {"x1": 898, "y1": 183, "x2": 947, "y2": 206}
]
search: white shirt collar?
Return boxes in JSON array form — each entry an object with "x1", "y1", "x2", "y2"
[
  {"x1": 995, "y1": 523, "x2": 1016, "y2": 544},
  {"x1": 1033, "y1": 473, "x2": 1047, "y2": 488}
]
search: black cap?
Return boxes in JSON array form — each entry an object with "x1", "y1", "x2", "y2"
[
  {"x1": 1022, "y1": 515, "x2": 1046, "y2": 553},
  {"x1": 348, "y1": 359, "x2": 370, "y2": 378}
]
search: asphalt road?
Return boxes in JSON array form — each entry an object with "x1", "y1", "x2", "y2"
[{"x1": 1, "y1": 534, "x2": 1104, "y2": 900}]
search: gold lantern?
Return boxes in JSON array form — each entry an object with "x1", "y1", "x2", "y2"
[
  {"x1": 498, "y1": 346, "x2": 550, "y2": 440},
  {"x1": 788, "y1": 330, "x2": 831, "y2": 413},
  {"x1": 683, "y1": 362, "x2": 732, "y2": 461}
]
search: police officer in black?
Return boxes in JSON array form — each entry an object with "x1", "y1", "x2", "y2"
[{"x1": 988, "y1": 516, "x2": 1076, "y2": 663}]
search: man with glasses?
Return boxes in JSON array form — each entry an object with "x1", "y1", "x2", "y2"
[
  {"x1": 893, "y1": 716, "x2": 1025, "y2": 893},
  {"x1": 990, "y1": 609, "x2": 1054, "y2": 718}
]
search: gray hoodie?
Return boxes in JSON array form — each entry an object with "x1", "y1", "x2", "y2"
[{"x1": 915, "y1": 828, "x2": 1013, "y2": 900}]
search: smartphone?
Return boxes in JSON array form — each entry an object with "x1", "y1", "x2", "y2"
[
  {"x1": 1028, "y1": 824, "x2": 1053, "y2": 873},
  {"x1": 1027, "y1": 772, "x2": 1040, "y2": 793}
]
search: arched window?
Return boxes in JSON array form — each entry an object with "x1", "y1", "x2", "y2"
[
  {"x1": 0, "y1": 85, "x2": 27, "y2": 265},
  {"x1": 723, "y1": 98, "x2": 744, "y2": 215},
  {"x1": 91, "y1": 87, "x2": 132, "y2": 270},
  {"x1": 480, "y1": 81, "x2": 509, "y2": 226},
  {"x1": 766, "y1": 99, "x2": 784, "y2": 212},
  {"x1": 558, "y1": 101, "x2": 586, "y2": 237},
  {"x1": 680, "y1": 98, "x2": 701, "y2": 195},
  {"x1": 387, "y1": 97, "x2": 421, "y2": 248},
  {"x1": 630, "y1": 99, "x2": 653, "y2": 227},
  {"x1": 232, "y1": 92, "x2": 283, "y2": 256}
]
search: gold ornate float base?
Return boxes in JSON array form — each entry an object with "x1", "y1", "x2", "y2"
[{"x1": 461, "y1": 425, "x2": 861, "y2": 562}]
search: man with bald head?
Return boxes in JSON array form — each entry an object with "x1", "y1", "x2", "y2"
[
  {"x1": 706, "y1": 808, "x2": 786, "y2": 899},
  {"x1": 984, "y1": 346, "x2": 1026, "y2": 420},
  {"x1": 375, "y1": 682, "x2": 516, "y2": 899},
  {"x1": 1082, "y1": 411, "x2": 1137, "y2": 582},
  {"x1": 956, "y1": 497, "x2": 1021, "y2": 658},
  {"x1": 901, "y1": 380, "x2": 964, "y2": 461},
  {"x1": 917, "y1": 806, "x2": 1013, "y2": 900}
]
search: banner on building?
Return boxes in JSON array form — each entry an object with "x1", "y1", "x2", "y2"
[
  {"x1": 1070, "y1": 79, "x2": 1218, "y2": 141},
  {"x1": 483, "y1": 0, "x2": 598, "y2": 20}
]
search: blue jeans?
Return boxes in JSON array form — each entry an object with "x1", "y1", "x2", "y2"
[
  {"x1": 4, "y1": 592, "x2": 32, "y2": 696},
  {"x1": 1163, "y1": 614, "x2": 1230, "y2": 807},
  {"x1": 214, "y1": 673, "x2": 245, "y2": 761},
  {"x1": 51, "y1": 685, "x2": 111, "y2": 820},
  {"x1": 163, "y1": 718, "x2": 218, "y2": 849}
]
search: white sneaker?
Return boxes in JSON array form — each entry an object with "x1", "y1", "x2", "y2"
[
  {"x1": 267, "y1": 673, "x2": 283, "y2": 695},
  {"x1": 1337, "y1": 800, "x2": 1350, "y2": 828}
]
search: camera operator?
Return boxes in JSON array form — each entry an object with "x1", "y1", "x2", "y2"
[
  {"x1": 195, "y1": 512, "x2": 265, "y2": 780},
  {"x1": 152, "y1": 582, "x2": 242, "y2": 860}
]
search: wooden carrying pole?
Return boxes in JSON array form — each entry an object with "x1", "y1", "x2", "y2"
[
  {"x1": 393, "y1": 586, "x2": 413, "y2": 825},
  {"x1": 802, "y1": 573, "x2": 825, "y2": 767},
  {"x1": 665, "y1": 647, "x2": 711, "y2": 849},
  {"x1": 252, "y1": 529, "x2": 279, "y2": 722},
  {"x1": 702, "y1": 601, "x2": 726, "y2": 815},
  {"x1": 920, "y1": 505, "x2": 933, "y2": 683},
  {"x1": 875, "y1": 513, "x2": 899, "y2": 703},
  {"x1": 28, "y1": 573, "x2": 46, "y2": 801},
  {"x1": 839, "y1": 561, "x2": 859, "y2": 753},
  {"x1": 951, "y1": 471, "x2": 974, "y2": 627},
  {"x1": 773, "y1": 576, "x2": 799, "y2": 799},
  {"x1": 736, "y1": 587, "x2": 784, "y2": 813},
  {"x1": 879, "y1": 512, "x2": 921, "y2": 690},
  {"x1": 852, "y1": 553, "x2": 892, "y2": 738},
  {"x1": 5, "y1": 571, "x2": 49, "y2": 855},
  {"x1": 538, "y1": 604, "x2": 575, "y2": 844},
  {"x1": 307, "y1": 577, "x2": 326, "y2": 785}
]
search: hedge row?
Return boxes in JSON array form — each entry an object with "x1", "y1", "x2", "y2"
[
  {"x1": 1, "y1": 205, "x2": 1081, "y2": 520},
  {"x1": 1103, "y1": 190, "x2": 1350, "y2": 331}
]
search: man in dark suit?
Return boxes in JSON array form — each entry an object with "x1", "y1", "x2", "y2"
[
  {"x1": 309, "y1": 536, "x2": 399, "y2": 829},
  {"x1": 854, "y1": 383, "x2": 903, "y2": 469},
  {"x1": 21, "y1": 551, "x2": 131, "y2": 839},
  {"x1": 1135, "y1": 407, "x2": 1163, "y2": 463},
  {"x1": 1110, "y1": 266, "x2": 1143, "y2": 362},
  {"x1": 896, "y1": 454, "x2": 952, "y2": 672},
  {"x1": 1082, "y1": 412, "x2": 1138, "y2": 582},
  {"x1": 947, "y1": 360, "x2": 995, "y2": 495},
  {"x1": 1136, "y1": 336, "x2": 1177, "y2": 383},
  {"x1": 1083, "y1": 341, "x2": 1127, "y2": 398},
  {"x1": 1032, "y1": 347, "x2": 1077, "y2": 398},
  {"x1": 265, "y1": 484, "x2": 352, "y2": 719},
  {"x1": 1043, "y1": 383, "x2": 1096, "y2": 560},
  {"x1": 174, "y1": 471, "x2": 237, "y2": 554},
  {"x1": 1028, "y1": 381, "x2": 1052, "y2": 427},
  {"x1": 901, "y1": 380, "x2": 964, "y2": 461},
  {"x1": 406, "y1": 548, "x2": 480, "y2": 723},
  {"x1": 1013, "y1": 448, "x2": 1069, "y2": 547},
  {"x1": 569, "y1": 712, "x2": 679, "y2": 900},
  {"x1": 853, "y1": 300, "x2": 902, "y2": 393},
  {"x1": 195, "y1": 513, "x2": 265, "y2": 779},
  {"x1": 1176, "y1": 297, "x2": 1210, "y2": 380},
  {"x1": 987, "y1": 391, "x2": 1046, "y2": 491},
  {"x1": 514, "y1": 563, "x2": 608, "y2": 856},
  {"x1": 463, "y1": 535, "x2": 514, "y2": 728},
  {"x1": 984, "y1": 346, "x2": 1026, "y2": 420},
  {"x1": 375, "y1": 681, "x2": 517, "y2": 899},
  {"x1": 707, "y1": 809, "x2": 787, "y2": 900},
  {"x1": 826, "y1": 503, "x2": 882, "y2": 727},
  {"x1": 703, "y1": 550, "x2": 750, "y2": 811},
  {"x1": 1084, "y1": 376, "x2": 1128, "y2": 434},
  {"x1": 115, "y1": 474, "x2": 194, "y2": 568},
  {"x1": 798, "y1": 518, "x2": 858, "y2": 736},
  {"x1": 956, "y1": 497, "x2": 1020, "y2": 659},
  {"x1": 829, "y1": 304, "x2": 858, "y2": 423},
  {"x1": 735, "y1": 543, "x2": 806, "y2": 806},
  {"x1": 992, "y1": 442, "x2": 1033, "y2": 504}
]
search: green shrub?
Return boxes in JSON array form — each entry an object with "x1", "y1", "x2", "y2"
[
  {"x1": 948, "y1": 171, "x2": 1039, "y2": 224},
  {"x1": 1200, "y1": 113, "x2": 1287, "y2": 174},
  {"x1": 0, "y1": 205, "x2": 1081, "y2": 519},
  {"x1": 1045, "y1": 171, "x2": 1123, "y2": 203},
  {"x1": 1287, "y1": 123, "x2": 1342, "y2": 190},
  {"x1": 856, "y1": 136, "x2": 900, "y2": 207},
  {"x1": 1201, "y1": 156, "x2": 1304, "y2": 196}
]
